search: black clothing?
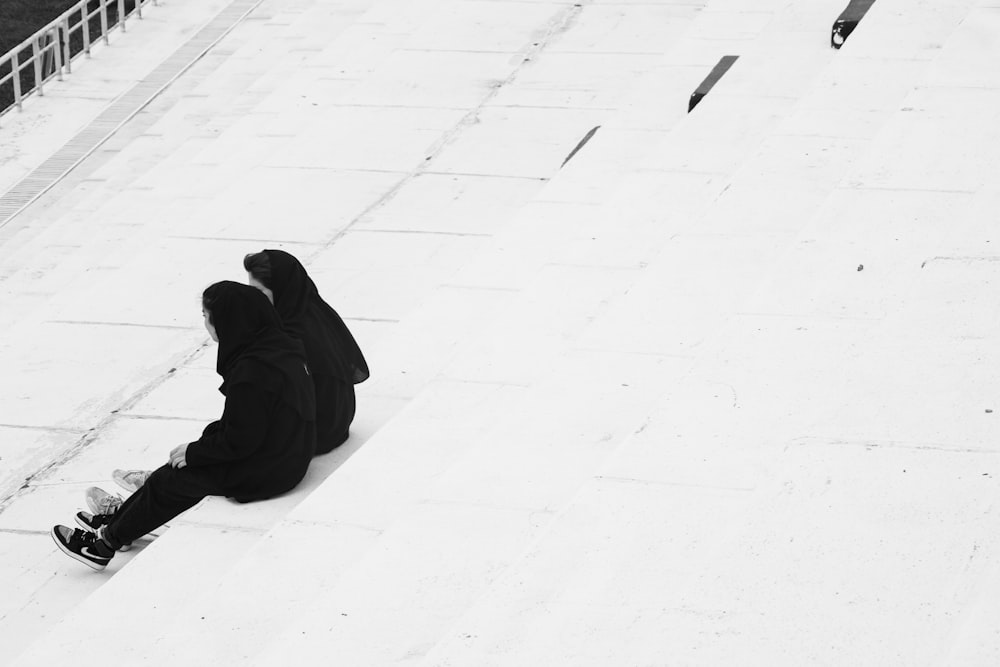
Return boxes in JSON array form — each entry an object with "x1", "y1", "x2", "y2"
[
  {"x1": 107, "y1": 464, "x2": 218, "y2": 546},
  {"x1": 314, "y1": 374, "x2": 355, "y2": 454},
  {"x1": 204, "y1": 280, "x2": 314, "y2": 420},
  {"x1": 106, "y1": 281, "x2": 316, "y2": 545},
  {"x1": 265, "y1": 249, "x2": 369, "y2": 385},
  {"x1": 185, "y1": 380, "x2": 315, "y2": 497},
  {"x1": 264, "y1": 250, "x2": 368, "y2": 452}
]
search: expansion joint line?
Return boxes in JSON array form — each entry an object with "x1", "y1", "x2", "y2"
[
  {"x1": 0, "y1": 342, "x2": 212, "y2": 513},
  {"x1": 304, "y1": 0, "x2": 589, "y2": 261}
]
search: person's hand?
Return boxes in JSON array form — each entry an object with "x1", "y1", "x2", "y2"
[{"x1": 169, "y1": 443, "x2": 189, "y2": 469}]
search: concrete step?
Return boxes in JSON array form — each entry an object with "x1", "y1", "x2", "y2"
[
  {"x1": 177, "y1": 2, "x2": 993, "y2": 664},
  {"x1": 7, "y1": 0, "x2": 992, "y2": 663},
  {"x1": 0, "y1": 0, "x2": 385, "y2": 336},
  {"x1": 0, "y1": 0, "x2": 405, "y2": 659},
  {"x1": 415, "y1": 3, "x2": 1000, "y2": 665},
  {"x1": 6, "y1": 0, "x2": 905, "y2": 662},
  {"x1": 1, "y1": 0, "x2": 709, "y2": 661},
  {"x1": 0, "y1": 0, "x2": 756, "y2": 660}
]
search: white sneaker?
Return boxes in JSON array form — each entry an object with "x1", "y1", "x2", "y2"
[
  {"x1": 85, "y1": 487, "x2": 123, "y2": 515},
  {"x1": 112, "y1": 469, "x2": 151, "y2": 493}
]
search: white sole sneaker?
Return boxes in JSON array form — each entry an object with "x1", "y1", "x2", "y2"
[
  {"x1": 112, "y1": 469, "x2": 152, "y2": 493},
  {"x1": 85, "y1": 487, "x2": 123, "y2": 516}
]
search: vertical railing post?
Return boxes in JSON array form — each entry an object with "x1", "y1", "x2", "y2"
[
  {"x1": 52, "y1": 29, "x2": 64, "y2": 81},
  {"x1": 62, "y1": 19, "x2": 72, "y2": 74},
  {"x1": 12, "y1": 51, "x2": 23, "y2": 110},
  {"x1": 83, "y1": 3, "x2": 92, "y2": 56},
  {"x1": 0, "y1": 0, "x2": 162, "y2": 119},
  {"x1": 32, "y1": 39, "x2": 44, "y2": 96},
  {"x1": 101, "y1": 0, "x2": 110, "y2": 44}
]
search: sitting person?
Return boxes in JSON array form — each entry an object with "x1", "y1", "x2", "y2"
[
  {"x1": 94, "y1": 250, "x2": 369, "y2": 501},
  {"x1": 244, "y1": 249, "x2": 369, "y2": 454},
  {"x1": 52, "y1": 281, "x2": 316, "y2": 570}
]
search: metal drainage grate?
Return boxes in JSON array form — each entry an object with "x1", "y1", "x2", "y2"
[{"x1": 0, "y1": 0, "x2": 264, "y2": 229}]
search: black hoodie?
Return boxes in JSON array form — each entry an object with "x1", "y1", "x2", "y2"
[
  {"x1": 265, "y1": 249, "x2": 369, "y2": 385},
  {"x1": 186, "y1": 281, "x2": 316, "y2": 501}
]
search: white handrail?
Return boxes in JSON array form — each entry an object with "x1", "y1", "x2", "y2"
[{"x1": 0, "y1": 0, "x2": 157, "y2": 125}]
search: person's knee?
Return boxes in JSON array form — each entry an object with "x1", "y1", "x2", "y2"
[
  {"x1": 145, "y1": 463, "x2": 185, "y2": 488},
  {"x1": 145, "y1": 464, "x2": 216, "y2": 500}
]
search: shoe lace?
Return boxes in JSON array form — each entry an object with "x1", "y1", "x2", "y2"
[
  {"x1": 98, "y1": 493, "x2": 123, "y2": 514},
  {"x1": 126, "y1": 470, "x2": 149, "y2": 485},
  {"x1": 75, "y1": 528, "x2": 98, "y2": 544}
]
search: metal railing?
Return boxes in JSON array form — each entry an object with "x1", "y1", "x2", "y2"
[{"x1": 0, "y1": 0, "x2": 158, "y2": 124}]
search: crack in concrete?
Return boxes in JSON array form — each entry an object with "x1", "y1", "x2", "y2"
[
  {"x1": 0, "y1": 424, "x2": 87, "y2": 434},
  {"x1": 790, "y1": 436, "x2": 1000, "y2": 454},
  {"x1": 594, "y1": 475, "x2": 755, "y2": 492},
  {"x1": 921, "y1": 255, "x2": 1000, "y2": 268},
  {"x1": 348, "y1": 228, "x2": 492, "y2": 238},
  {"x1": 0, "y1": 527, "x2": 50, "y2": 536},
  {"x1": 342, "y1": 316, "x2": 399, "y2": 323},
  {"x1": 47, "y1": 320, "x2": 198, "y2": 330},
  {"x1": 0, "y1": 341, "x2": 211, "y2": 513},
  {"x1": 117, "y1": 413, "x2": 208, "y2": 422}
]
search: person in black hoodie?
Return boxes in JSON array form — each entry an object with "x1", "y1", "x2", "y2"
[
  {"x1": 244, "y1": 249, "x2": 369, "y2": 454},
  {"x1": 51, "y1": 281, "x2": 316, "y2": 570},
  {"x1": 95, "y1": 252, "x2": 368, "y2": 499}
]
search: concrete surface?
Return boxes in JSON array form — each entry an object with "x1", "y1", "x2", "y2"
[{"x1": 1, "y1": 0, "x2": 999, "y2": 664}]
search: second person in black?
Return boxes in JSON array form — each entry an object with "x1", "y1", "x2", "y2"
[{"x1": 244, "y1": 249, "x2": 369, "y2": 454}]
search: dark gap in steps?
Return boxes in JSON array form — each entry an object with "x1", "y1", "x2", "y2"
[
  {"x1": 832, "y1": 0, "x2": 877, "y2": 49},
  {"x1": 688, "y1": 55, "x2": 739, "y2": 113},
  {"x1": 561, "y1": 125, "x2": 601, "y2": 168}
]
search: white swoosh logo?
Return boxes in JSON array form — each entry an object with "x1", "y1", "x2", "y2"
[{"x1": 81, "y1": 546, "x2": 106, "y2": 560}]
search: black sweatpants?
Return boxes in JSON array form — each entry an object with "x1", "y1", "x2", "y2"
[
  {"x1": 106, "y1": 464, "x2": 221, "y2": 546},
  {"x1": 315, "y1": 374, "x2": 355, "y2": 454}
]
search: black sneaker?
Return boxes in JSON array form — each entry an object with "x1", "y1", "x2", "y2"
[
  {"x1": 73, "y1": 512, "x2": 133, "y2": 552},
  {"x1": 74, "y1": 510, "x2": 110, "y2": 531},
  {"x1": 51, "y1": 525, "x2": 115, "y2": 570}
]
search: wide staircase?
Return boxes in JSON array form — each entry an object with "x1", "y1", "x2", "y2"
[{"x1": 2, "y1": 0, "x2": 998, "y2": 664}]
